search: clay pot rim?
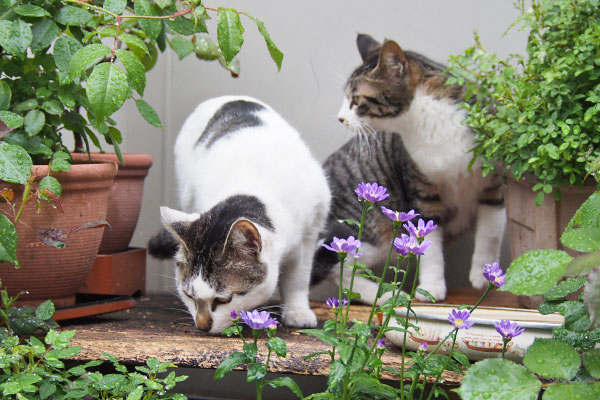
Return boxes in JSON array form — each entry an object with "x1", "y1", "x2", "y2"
[
  {"x1": 70, "y1": 152, "x2": 153, "y2": 169},
  {"x1": 31, "y1": 162, "x2": 118, "y2": 181}
]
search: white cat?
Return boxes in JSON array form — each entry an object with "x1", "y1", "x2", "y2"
[{"x1": 149, "y1": 95, "x2": 330, "y2": 334}]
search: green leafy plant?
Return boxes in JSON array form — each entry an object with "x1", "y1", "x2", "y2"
[
  {"x1": 457, "y1": 189, "x2": 600, "y2": 399},
  {"x1": 0, "y1": 0, "x2": 281, "y2": 266},
  {"x1": 0, "y1": 285, "x2": 189, "y2": 399},
  {"x1": 446, "y1": 0, "x2": 600, "y2": 205}
]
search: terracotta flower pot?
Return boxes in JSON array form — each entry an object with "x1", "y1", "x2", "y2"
[
  {"x1": 71, "y1": 153, "x2": 153, "y2": 254},
  {"x1": 0, "y1": 162, "x2": 117, "y2": 307}
]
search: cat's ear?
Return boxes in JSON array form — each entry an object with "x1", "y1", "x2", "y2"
[
  {"x1": 223, "y1": 219, "x2": 262, "y2": 260},
  {"x1": 374, "y1": 40, "x2": 407, "y2": 78},
  {"x1": 159, "y1": 206, "x2": 200, "y2": 249},
  {"x1": 356, "y1": 34, "x2": 381, "y2": 62}
]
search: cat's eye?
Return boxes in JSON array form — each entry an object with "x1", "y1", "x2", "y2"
[
  {"x1": 350, "y1": 95, "x2": 361, "y2": 108},
  {"x1": 211, "y1": 294, "x2": 233, "y2": 311}
]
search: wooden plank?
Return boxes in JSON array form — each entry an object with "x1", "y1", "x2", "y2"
[{"x1": 63, "y1": 289, "x2": 522, "y2": 384}]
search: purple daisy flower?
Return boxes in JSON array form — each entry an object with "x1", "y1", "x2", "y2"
[
  {"x1": 355, "y1": 182, "x2": 390, "y2": 203},
  {"x1": 381, "y1": 207, "x2": 419, "y2": 223},
  {"x1": 326, "y1": 297, "x2": 348, "y2": 309},
  {"x1": 403, "y1": 219, "x2": 437, "y2": 238},
  {"x1": 376, "y1": 338, "x2": 386, "y2": 349},
  {"x1": 448, "y1": 308, "x2": 475, "y2": 330},
  {"x1": 494, "y1": 320, "x2": 525, "y2": 339},
  {"x1": 230, "y1": 310, "x2": 238, "y2": 320},
  {"x1": 418, "y1": 342, "x2": 428, "y2": 352},
  {"x1": 393, "y1": 234, "x2": 432, "y2": 257},
  {"x1": 240, "y1": 310, "x2": 279, "y2": 330},
  {"x1": 483, "y1": 262, "x2": 506, "y2": 288},
  {"x1": 322, "y1": 236, "x2": 362, "y2": 258}
]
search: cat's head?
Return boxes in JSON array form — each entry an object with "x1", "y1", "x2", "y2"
[
  {"x1": 337, "y1": 34, "x2": 415, "y2": 133},
  {"x1": 160, "y1": 206, "x2": 274, "y2": 334}
]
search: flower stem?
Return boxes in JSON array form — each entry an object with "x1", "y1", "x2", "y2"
[
  {"x1": 399, "y1": 255, "x2": 420, "y2": 399},
  {"x1": 426, "y1": 330, "x2": 459, "y2": 400},
  {"x1": 342, "y1": 202, "x2": 369, "y2": 330},
  {"x1": 367, "y1": 223, "x2": 400, "y2": 326},
  {"x1": 501, "y1": 338, "x2": 510, "y2": 359}
]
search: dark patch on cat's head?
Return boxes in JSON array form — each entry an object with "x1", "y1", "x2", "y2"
[
  {"x1": 160, "y1": 196, "x2": 273, "y2": 294},
  {"x1": 347, "y1": 35, "x2": 416, "y2": 119}
]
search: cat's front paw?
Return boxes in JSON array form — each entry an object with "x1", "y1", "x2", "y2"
[
  {"x1": 415, "y1": 282, "x2": 447, "y2": 302},
  {"x1": 469, "y1": 266, "x2": 489, "y2": 290},
  {"x1": 282, "y1": 308, "x2": 317, "y2": 328}
]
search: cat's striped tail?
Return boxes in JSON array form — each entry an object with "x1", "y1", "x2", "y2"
[{"x1": 148, "y1": 229, "x2": 178, "y2": 259}]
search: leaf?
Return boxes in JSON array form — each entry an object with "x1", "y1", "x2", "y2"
[
  {"x1": 522, "y1": 338, "x2": 580, "y2": 380},
  {"x1": 0, "y1": 80, "x2": 10, "y2": 111},
  {"x1": 217, "y1": 8, "x2": 244, "y2": 65},
  {"x1": 266, "y1": 336, "x2": 287, "y2": 358},
  {"x1": 35, "y1": 300, "x2": 55, "y2": 321},
  {"x1": 103, "y1": 0, "x2": 127, "y2": 15},
  {"x1": 53, "y1": 36, "x2": 82, "y2": 73},
  {"x1": 14, "y1": 99, "x2": 38, "y2": 112},
  {"x1": 542, "y1": 382, "x2": 597, "y2": 400},
  {"x1": 251, "y1": 16, "x2": 283, "y2": 71},
  {"x1": 68, "y1": 44, "x2": 112, "y2": 79},
  {"x1": 86, "y1": 62, "x2": 128, "y2": 121},
  {"x1": 49, "y1": 151, "x2": 71, "y2": 172},
  {"x1": 24, "y1": 109, "x2": 45, "y2": 137},
  {"x1": 0, "y1": 214, "x2": 18, "y2": 267},
  {"x1": 247, "y1": 362, "x2": 267, "y2": 382},
  {"x1": 0, "y1": 111, "x2": 24, "y2": 128},
  {"x1": 42, "y1": 100, "x2": 64, "y2": 116},
  {"x1": 327, "y1": 361, "x2": 346, "y2": 389},
  {"x1": 299, "y1": 328, "x2": 340, "y2": 347},
  {"x1": 54, "y1": 5, "x2": 92, "y2": 26},
  {"x1": 135, "y1": 99, "x2": 162, "y2": 128},
  {"x1": 14, "y1": 4, "x2": 50, "y2": 17},
  {"x1": 416, "y1": 287, "x2": 437, "y2": 303},
  {"x1": 39, "y1": 382, "x2": 56, "y2": 400},
  {"x1": 118, "y1": 33, "x2": 149, "y2": 55},
  {"x1": 566, "y1": 250, "x2": 600, "y2": 276},
  {"x1": 169, "y1": 36, "x2": 194, "y2": 60},
  {"x1": 455, "y1": 358, "x2": 541, "y2": 400},
  {"x1": 214, "y1": 352, "x2": 250, "y2": 380},
  {"x1": 0, "y1": 19, "x2": 33, "y2": 58},
  {"x1": 542, "y1": 277, "x2": 587, "y2": 301},
  {"x1": 561, "y1": 192, "x2": 600, "y2": 252},
  {"x1": 115, "y1": 49, "x2": 146, "y2": 95},
  {"x1": 0, "y1": 142, "x2": 33, "y2": 184},
  {"x1": 584, "y1": 268, "x2": 600, "y2": 329},
  {"x1": 134, "y1": 0, "x2": 162, "y2": 41},
  {"x1": 31, "y1": 20, "x2": 59, "y2": 52},
  {"x1": 267, "y1": 377, "x2": 303, "y2": 399},
  {"x1": 39, "y1": 175, "x2": 62, "y2": 199},
  {"x1": 126, "y1": 385, "x2": 144, "y2": 400},
  {"x1": 501, "y1": 249, "x2": 572, "y2": 295},
  {"x1": 584, "y1": 348, "x2": 600, "y2": 379}
]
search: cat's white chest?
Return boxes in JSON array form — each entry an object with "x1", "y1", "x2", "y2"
[
  {"x1": 389, "y1": 89, "x2": 474, "y2": 181},
  {"x1": 375, "y1": 89, "x2": 486, "y2": 231}
]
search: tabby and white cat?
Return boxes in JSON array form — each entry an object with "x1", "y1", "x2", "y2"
[
  {"x1": 311, "y1": 34, "x2": 506, "y2": 301},
  {"x1": 148, "y1": 96, "x2": 331, "y2": 333}
]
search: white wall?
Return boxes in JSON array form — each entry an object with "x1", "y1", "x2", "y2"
[{"x1": 114, "y1": 1, "x2": 529, "y2": 294}]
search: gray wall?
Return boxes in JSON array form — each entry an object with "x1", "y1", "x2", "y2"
[{"x1": 113, "y1": 1, "x2": 529, "y2": 294}]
